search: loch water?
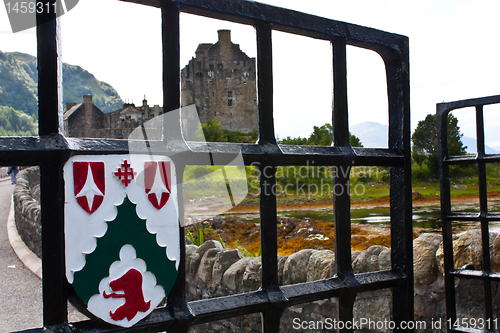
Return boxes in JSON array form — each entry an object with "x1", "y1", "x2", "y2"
[{"x1": 222, "y1": 200, "x2": 500, "y2": 233}]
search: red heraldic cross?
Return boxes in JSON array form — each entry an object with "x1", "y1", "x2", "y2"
[
  {"x1": 73, "y1": 162, "x2": 105, "y2": 214},
  {"x1": 144, "y1": 161, "x2": 171, "y2": 210},
  {"x1": 114, "y1": 160, "x2": 136, "y2": 187}
]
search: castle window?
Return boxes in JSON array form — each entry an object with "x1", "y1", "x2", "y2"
[
  {"x1": 228, "y1": 91, "x2": 233, "y2": 107},
  {"x1": 207, "y1": 71, "x2": 214, "y2": 78},
  {"x1": 227, "y1": 77, "x2": 231, "y2": 83},
  {"x1": 217, "y1": 63, "x2": 223, "y2": 71}
]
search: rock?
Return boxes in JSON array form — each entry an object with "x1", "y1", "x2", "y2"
[
  {"x1": 378, "y1": 247, "x2": 391, "y2": 271},
  {"x1": 436, "y1": 230, "x2": 482, "y2": 275},
  {"x1": 353, "y1": 289, "x2": 392, "y2": 325},
  {"x1": 352, "y1": 250, "x2": 362, "y2": 263},
  {"x1": 327, "y1": 250, "x2": 360, "y2": 276},
  {"x1": 210, "y1": 249, "x2": 243, "y2": 290},
  {"x1": 242, "y1": 257, "x2": 262, "y2": 292},
  {"x1": 307, "y1": 250, "x2": 334, "y2": 281},
  {"x1": 283, "y1": 249, "x2": 317, "y2": 285},
  {"x1": 492, "y1": 234, "x2": 500, "y2": 271},
  {"x1": 197, "y1": 247, "x2": 222, "y2": 284},
  {"x1": 223, "y1": 257, "x2": 254, "y2": 291},
  {"x1": 185, "y1": 244, "x2": 198, "y2": 269},
  {"x1": 413, "y1": 233, "x2": 442, "y2": 285},
  {"x1": 352, "y1": 245, "x2": 388, "y2": 273},
  {"x1": 188, "y1": 240, "x2": 223, "y2": 278},
  {"x1": 277, "y1": 255, "x2": 288, "y2": 286}
]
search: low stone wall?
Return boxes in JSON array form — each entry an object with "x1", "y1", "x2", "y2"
[
  {"x1": 186, "y1": 230, "x2": 500, "y2": 332},
  {"x1": 11, "y1": 177, "x2": 500, "y2": 332},
  {"x1": 13, "y1": 167, "x2": 41, "y2": 257},
  {"x1": 0, "y1": 166, "x2": 9, "y2": 178}
]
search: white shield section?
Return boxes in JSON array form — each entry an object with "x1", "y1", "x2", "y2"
[{"x1": 64, "y1": 154, "x2": 180, "y2": 283}]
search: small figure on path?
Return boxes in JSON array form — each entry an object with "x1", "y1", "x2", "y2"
[{"x1": 7, "y1": 166, "x2": 19, "y2": 185}]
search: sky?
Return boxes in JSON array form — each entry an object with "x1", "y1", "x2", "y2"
[{"x1": 1, "y1": 0, "x2": 500, "y2": 148}]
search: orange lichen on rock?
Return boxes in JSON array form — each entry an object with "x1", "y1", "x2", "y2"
[{"x1": 189, "y1": 216, "x2": 417, "y2": 256}]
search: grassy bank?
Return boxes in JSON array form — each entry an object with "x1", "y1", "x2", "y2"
[{"x1": 183, "y1": 162, "x2": 500, "y2": 207}]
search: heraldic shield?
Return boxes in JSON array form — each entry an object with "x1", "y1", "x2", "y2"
[{"x1": 64, "y1": 154, "x2": 180, "y2": 327}]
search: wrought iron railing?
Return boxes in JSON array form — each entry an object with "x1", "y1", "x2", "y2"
[
  {"x1": 3, "y1": 0, "x2": 412, "y2": 332},
  {"x1": 438, "y1": 94, "x2": 500, "y2": 333}
]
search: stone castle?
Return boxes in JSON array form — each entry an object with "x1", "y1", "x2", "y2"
[
  {"x1": 64, "y1": 29, "x2": 257, "y2": 139},
  {"x1": 63, "y1": 96, "x2": 162, "y2": 139},
  {"x1": 181, "y1": 29, "x2": 258, "y2": 134}
]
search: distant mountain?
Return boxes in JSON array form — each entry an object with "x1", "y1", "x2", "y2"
[
  {"x1": 0, "y1": 51, "x2": 124, "y2": 116},
  {"x1": 461, "y1": 136, "x2": 499, "y2": 154},
  {"x1": 350, "y1": 121, "x2": 388, "y2": 148},
  {"x1": 350, "y1": 121, "x2": 500, "y2": 155}
]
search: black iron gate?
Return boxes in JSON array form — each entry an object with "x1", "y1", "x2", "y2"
[
  {"x1": 4, "y1": 0, "x2": 412, "y2": 332},
  {"x1": 438, "y1": 95, "x2": 500, "y2": 333}
]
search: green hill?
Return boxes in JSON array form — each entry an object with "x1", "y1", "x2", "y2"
[
  {"x1": 62, "y1": 63, "x2": 124, "y2": 114},
  {"x1": 0, "y1": 51, "x2": 38, "y2": 118},
  {"x1": 0, "y1": 50, "x2": 124, "y2": 116},
  {"x1": 0, "y1": 50, "x2": 124, "y2": 136}
]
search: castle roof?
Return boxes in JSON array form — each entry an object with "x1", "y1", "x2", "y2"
[
  {"x1": 63, "y1": 103, "x2": 83, "y2": 120},
  {"x1": 120, "y1": 105, "x2": 142, "y2": 115},
  {"x1": 206, "y1": 42, "x2": 250, "y2": 61},
  {"x1": 191, "y1": 30, "x2": 253, "y2": 62},
  {"x1": 195, "y1": 43, "x2": 212, "y2": 54},
  {"x1": 63, "y1": 101, "x2": 104, "y2": 121}
]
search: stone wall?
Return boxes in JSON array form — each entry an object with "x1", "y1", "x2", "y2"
[
  {"x1": 11, "y1": 180, "x2": 500, "y2": 332},
  {"x1": 13, "y1": 166, "x2": 41, "y2": 257},
  {"x1": 0, "y1": 166, "x2": 9, "y2": 178},
  {"x1": 186, "y1": 231, "x2": 500, "y2": 333}
]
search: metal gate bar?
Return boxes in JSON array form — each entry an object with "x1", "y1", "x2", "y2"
[
  {"x1": 438, "y1": 94, "x2": 500, "y2": 333},
  {"x1": 3, "y1": 0, "x2": 412, "y2": 332}
]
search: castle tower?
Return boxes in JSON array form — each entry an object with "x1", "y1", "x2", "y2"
[
  {"x1": 217, "y1": 30, "x2": 233, "y2": 61},
  {"x1": 180, "y1": 30, "x2": 258, "y2": 134},
  {"x1": 83, "y1": 95, "x2": 94, "y2": 137}
]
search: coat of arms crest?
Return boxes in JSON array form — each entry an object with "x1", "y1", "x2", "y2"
[{"x1": 64, "y1": 154, "x2": 180, "y2": 327}]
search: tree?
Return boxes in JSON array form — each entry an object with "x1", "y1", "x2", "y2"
[
  {"x1": 197, "y1": 119, "x2": 228, "y2": 142},
  {"x1": 412, "y1": 113, "x2": 466, "y2": 177},
  {"x1": 0, "y1": 105, "x2": 37, "y2": 136},
  {"x1": 307, "y1": 124, "x2": 332, "y2": 146},
  {"x1": 279, "y1": 136, "x2": 308, "y2": 145},
  {"x1": 306, "y1": 123, "x2": 363, "y2": 147},
  {"x1": 349, "y1": 133, "x2": 363, "y2": 148}
]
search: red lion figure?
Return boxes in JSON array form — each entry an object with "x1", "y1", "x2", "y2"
[{"x1": 103, "y1": 268, "x2": 151, "y2": 321}]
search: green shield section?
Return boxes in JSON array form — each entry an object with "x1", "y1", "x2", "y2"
[{"x1": 72, "y1": 196, "x2": 178, "y2": 304}]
